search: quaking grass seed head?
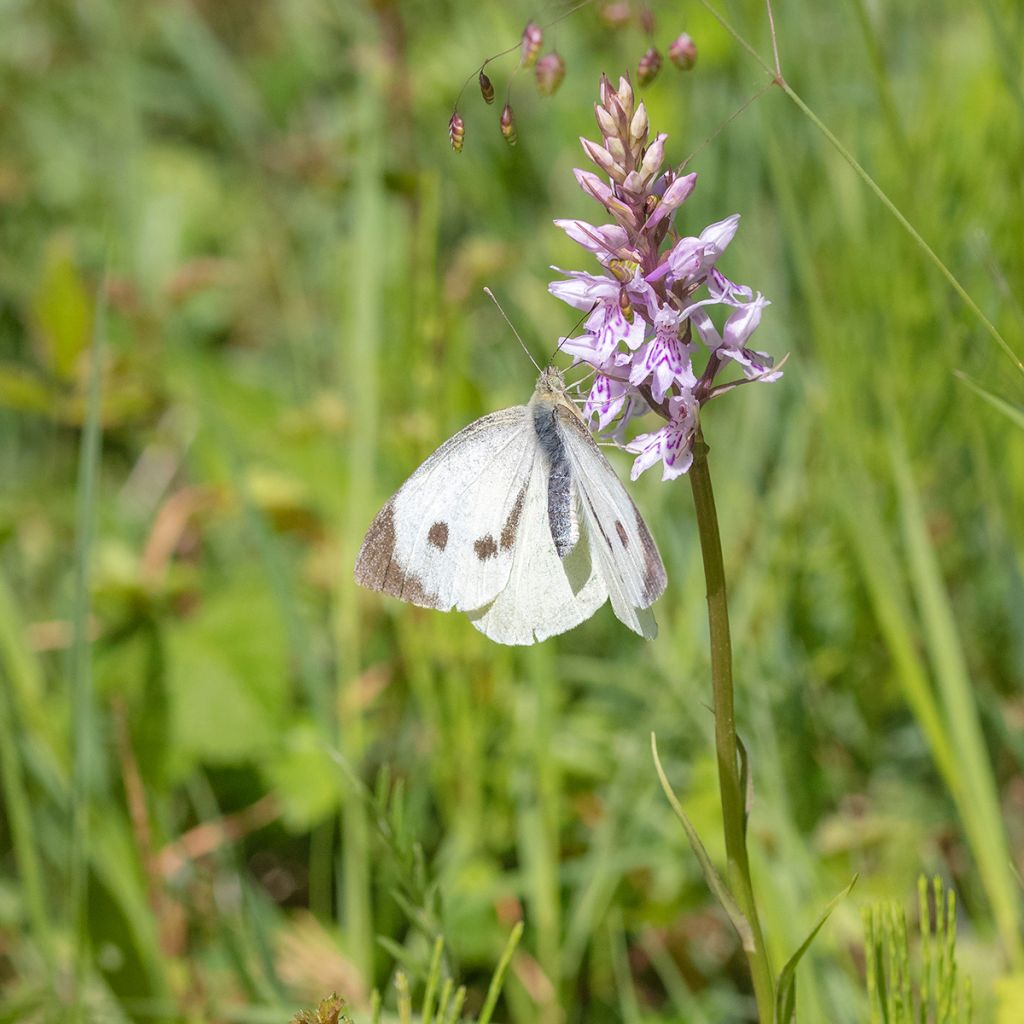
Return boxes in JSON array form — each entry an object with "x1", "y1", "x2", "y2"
[
  {"x1": 535, "y1": 51, "x2": 566, "y2": 96},
  {"x1": 668, "y1": 33, "x2": 698, "y2": 71},
  {"x1": 598, "y1": 2, "x2": 632, "y2": 28},
  {"x1": 520, "y1": 21, "x2": 542, "y2": 67},
  {"x1": 500, "y1": 101, "x2": 517, "y2": 145},
  {"x1": 479, "y1": 69, "x2": 495, "y2": 104},
  {"x1": 448, "y1": 111, "x2": 465, "y2": 152},
  {"x1": 637, "y1": 46, "x2": 662, "y2": 85}
]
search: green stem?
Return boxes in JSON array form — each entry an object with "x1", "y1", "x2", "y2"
[{"x1": 688, "y1": 429, "x2": 775, "y2": 1021}]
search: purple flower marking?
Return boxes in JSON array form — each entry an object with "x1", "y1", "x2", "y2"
[
  {"x1": 625, "y1": 392, "x2": 700, "y2": 481},
  {"x1": 549, "y1": 266, "x2": 653, "y2": 362},
  {"x1": 628, "y1": 304, "x2": 697, "y2": 403}
]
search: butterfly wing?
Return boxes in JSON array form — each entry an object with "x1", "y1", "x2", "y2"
[
  {"x1": 354, "y1": 406, "x2": 537, "y2": 613},
  {"x1": 466, "y1": 453, "x2": 608, "y2": 645},
  {"x1": 557, "y1": 406, "x2": 667, "y2": 639}
]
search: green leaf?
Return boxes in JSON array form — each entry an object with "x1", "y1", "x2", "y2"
[
  {"x1": 30, "y1": 236, "x2": 93, "y2": 382},
  {"x1": 262, "y1": 721, "x2": 344, "y2": 830},
  {"x1": 774, "y1": 875, "x2": 858, "y2": 1023},
  {"x1": 166, "y1": 577, "x2": 288, "y2": 769},
  {"x1": 651, "y1": 733, "x2": 755, "y2": 953}
]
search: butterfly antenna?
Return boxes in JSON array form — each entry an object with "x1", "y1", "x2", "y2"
[
  {"x1": 547, "y1": 304, "x2": 595, "y2": 365},
  {"x1": 483, "y1": 288, "x2": 542, "y2": 373}
]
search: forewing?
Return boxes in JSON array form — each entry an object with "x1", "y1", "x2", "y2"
[
  {"x1": 467, "y1": 455, "x2": 607, "y2": 645},
  {"x1": 557, "y1": 407, "x2": 667, "y2": 638},
  {"x1": 354, "y1": 407, "x2": 535, "y2": 612}
]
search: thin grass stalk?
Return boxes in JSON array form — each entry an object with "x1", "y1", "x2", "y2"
[
  {"x1": 335, "y1": 36, "x2": 386, "y2": 981},
  {"x1": 434, "y1": 978, "x2": 453, "y2": 1023},
  {"x1": 477, "y1": 921, "x2": 524, "y2": 1024},
  {"x1": 396, "y1": 971, "x2": 412, "y2": 1024},
  {"x1": 421, "y1": 935, "x2": 444, "y2": 1024},
  {"x1": 69, "y1": 274, "x2": 106, "y2": 1020},
  {"x1": 0, "y1": 576, "x2": 52, "y2": 966},
  {"x1": 687, "y1": 431, "x2": 774, "y2": 1020},
  {"x1": 444, "y1": 986, "x2": 467, "y2": 1024},
  {"x1": 918, "y1": 876, "x2": 931, "y2": 1023}
]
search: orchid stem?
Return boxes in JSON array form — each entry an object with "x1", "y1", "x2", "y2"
[{"x1": 688, "y1": 428, "x2": 775, "y2": 1021}]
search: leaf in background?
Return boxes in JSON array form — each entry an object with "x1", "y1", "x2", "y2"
[
  {"x1": 0, "y1": 362, "x2": 54, "y2": 413},
  {"x1": 263, "y1": 720, "x2": 344, "y2": 831},
  {"x1": 30, "y1": 236, "x2": 93, "y2": 383},
  {"x1": 166, "y1": 576, "x2": 288, "y2": 770},
  {"x1": 774, "y1": 875, "x2": 857, "y2": 1023}
]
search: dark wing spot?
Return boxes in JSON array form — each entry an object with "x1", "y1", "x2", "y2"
[
  {"x1": 615, "y1": 520, "x2": 629, "y2": 547},
  {"x1": 501, "y1": 485, "x2": 528, "y2": 550},
  {"x1": 353, "y1": 502, "x2": 441, "y2": 609},
  {"x1": 427, "y1": 521, "x2": 449, "y2": 550},
  {"x1": 474, "y1": 534, "x2": 498, "y2": 561}
]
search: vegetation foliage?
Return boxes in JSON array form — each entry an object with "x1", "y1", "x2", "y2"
[{"x1": 0, "y1": 0, "x2": 1022, "y2": 1021}]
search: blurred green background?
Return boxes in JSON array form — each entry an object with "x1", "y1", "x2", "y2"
[{"x1": 1, "y1": 0, "x2": 1023, "y2": 1021}]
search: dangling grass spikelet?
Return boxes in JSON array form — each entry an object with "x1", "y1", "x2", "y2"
[
  {"x1": 448, "y1": 111, "x2": 465, "y2": 152},
  {"x1": 478, "y1": 69, "x2": 495, "y2": 104},
  {"x1": 637, "y1": 46, "x2": 662, "y2": 85},
  {"x1": 519, "y1": 21, "x2": 542, "y2": 67},
  {"x1": 500, "y1": 101, "x2": 517, "y2": 145},
  {"x1": 535, "y1": 51, "x2": 566, "y2": 96}
]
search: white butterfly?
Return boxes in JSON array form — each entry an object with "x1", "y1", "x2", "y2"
[{"x1": 354, "y1": 367, "x2": 667, "y2": 645}]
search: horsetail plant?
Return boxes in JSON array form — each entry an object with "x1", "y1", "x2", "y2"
[
  {"x1": 290, "y1": 926, "x2": 522, "y2": 1024},
  {"x1": 863, "y1": 876, "x2": 973, "y2": 1024}
]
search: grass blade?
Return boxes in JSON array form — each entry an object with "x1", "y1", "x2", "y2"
[
  {"x1": 651, "y1": 733, "x2": 754, "y2": 953},
  {"x1": 69, "y1": 266, "x2": 106, "y2": 1019}
]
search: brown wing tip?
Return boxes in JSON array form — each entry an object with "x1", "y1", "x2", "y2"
[{"x1": 354, "y1": 502, "x2": 443, "y2": 609}]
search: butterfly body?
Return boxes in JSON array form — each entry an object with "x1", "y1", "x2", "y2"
[{"x1": 354, "y1": 368, "x2": 667, "y2": 645}]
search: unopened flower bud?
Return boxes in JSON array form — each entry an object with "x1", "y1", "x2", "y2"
[
  {"x1": 581, "y1": 137, "x2": 621, "y2": 179},
  {"x1": 640, "y1": 7, "x2": 656, "y2": 34},
  {"x1": 606, "y1": 136, "x2": 627, "y2": 166},
  {"x1": 615, "y1": 75, "x2": 634, "y2": 113},
  {"x1": 638, "y1": 47, "x2": 662, "y2": 85},
  {"x1": 668, "y1": 33, "x2": 697, "y2": 70},
  {"x1": 535, "y1": 51, "x2": 566, "y2": 96},
  {"x1": 479, "y1": 70, "x2": 495, "y2": 104},
  {"x1": 448, "y1": 111, "x2": 465, "y2": 153},
  {"x1": 595, "y1": 104, "x2": 618, "y2": 141},
  {"x1": 638, "y1": 132, "x2": 667, "y2": 181},
  {"x1": 500, "y1": 102, "x2": 517, "y2": 145},
  {"x1": 629, "y1": 102, "x2": 649, "y2": 148},
  {"x1": 598, "y1": 2, "x2": 632, "y2": 28},
  {"x1": 520, "y1": 21, "x2": 542, "y2": 67}
]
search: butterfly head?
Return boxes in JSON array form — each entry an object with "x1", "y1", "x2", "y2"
[{"x1": 534, "y1": 365, "x2": 567, "y2": 397}]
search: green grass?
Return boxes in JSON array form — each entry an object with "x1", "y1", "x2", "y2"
[{"x1": 1, "y1": 0, "x2": 1023, "y2": 1021}]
